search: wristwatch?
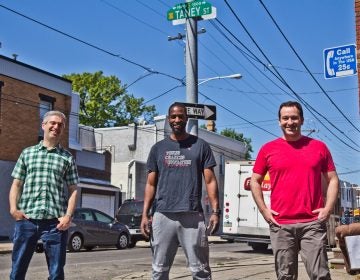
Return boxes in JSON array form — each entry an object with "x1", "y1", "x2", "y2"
[
  {"x1": 211, "y1": 209, "x2": 221, "y2": 216},
  {"x1": 65, "y1": 213, "x2": 73, "y2": 218}
]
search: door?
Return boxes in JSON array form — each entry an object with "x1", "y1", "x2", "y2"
[
  {"x1": 74, "y1": 209, "x2": 98, "y2": 244},
  {"x1": 238, "y1": 163, "x2": 258, "y2": 228},
  {"x1": 223, "y1": 161, "x2": 255, "y2": 234},
  {"x1": 92, "y1": 209, "x2": 119, "y2": 245}
]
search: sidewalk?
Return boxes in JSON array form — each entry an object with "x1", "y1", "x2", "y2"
[
  {"x1": 1, "y1": 237, "x2": 358, "y2": 279},
  {"x1": 0, "y1": 240, "x2": 12, "y2": 254}
]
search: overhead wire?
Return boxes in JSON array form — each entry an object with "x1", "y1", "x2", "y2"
[
  {"x1": 198, "y1": 36, "x2": 280, "y2": 109},
  {"x1": 94, "y1": 1, "x2": 340, "y2": 144},
  {"x1": 100, "y1": 0, "x2": 168, "y2": 36},
  {"x1": 212, "y1": 19, "x2": 292, "y2": 98},
  {"x1": 204, "y1": 30, "x2": 281, "y2": 102},
  {"x1": 0, "y1": 1, "x2": 358, "y2": 166},
  {"x1": 134, "y1": 0, "x2": 164, "y2": 18},
  {"x1": 222, "y1": 0, "x2": 360, "y2": 151},
  {"x1": 0, "y1": 3, "x2": 183, "y2": 84},
  {"x1": 258, "y1": 0, "x2": 360, "y2": 134},
  {"x1": 198, "y1": 90, "x2": 278, "y2": 137},
  {"x1": 0, "y1": 92, "x2": 247, "y2": 161},
  {"x1": 0, "y1": 3, "x2": 274, "y2": 142}
]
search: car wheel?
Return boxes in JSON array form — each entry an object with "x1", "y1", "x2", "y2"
[
  {"x1": 128, "y1": 239, "x2": 137, "y2": 248},
  {"x1": 116, "y1": 233, "x2": 129, "y2": 249},
  {"x1": 35, "y1": 243, "x2": 44, "y2": 253},
  {"x1": 84, "y1": 246, "x2": 94, "y2": 251},
  {"x1": 68, "y1": 234, "x2": 83, "y2": 252}
]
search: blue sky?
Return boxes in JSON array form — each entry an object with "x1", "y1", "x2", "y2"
[{"x1": 0, "y1": 0, "x2": 359, "y2": 184}]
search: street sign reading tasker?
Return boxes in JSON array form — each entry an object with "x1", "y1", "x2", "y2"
[{"x1": 180, "y1": 102, "x2": 216, "y2": 120}]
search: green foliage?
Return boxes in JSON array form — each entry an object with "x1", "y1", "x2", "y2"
[
  {"x1": 199, "y1": 123, "x2": 207, "y2": 130},
  {"x1": 220, "y1": 128, "x2": 253, "y2": 160},
  {"x1": 63, "y1": 71, "x2": 156, "y2": 128}
]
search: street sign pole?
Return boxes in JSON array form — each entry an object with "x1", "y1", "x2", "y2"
[
  {"x1": 186, "y1": 13, "x2": 198, "y2": 136},
  {"x1": 167, "y1": 0, "x2": 216, "y2": 136}
]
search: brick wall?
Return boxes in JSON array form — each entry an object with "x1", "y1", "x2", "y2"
[
  {"x1": 0, "y1": 75, "x2": 71, "y2": 161},
  {"x1": 77, "y1": 166, "x2": 111, "y2": 181}
]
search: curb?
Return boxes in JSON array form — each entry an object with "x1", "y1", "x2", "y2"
[{"x1": 0, "y1": 242, "x2": 13, "y2": 254}]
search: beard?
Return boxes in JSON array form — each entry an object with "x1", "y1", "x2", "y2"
[{"x1": 170, "y1": 122, "x2": 187, "y2": 135}]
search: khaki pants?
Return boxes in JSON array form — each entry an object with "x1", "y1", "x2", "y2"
[{"x1": 270, "y1": 220, "x2": 331, "y2": 280}]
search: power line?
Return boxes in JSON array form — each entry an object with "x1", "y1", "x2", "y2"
[
  {"x1": 259, "y1": 0, "x2": 360, "y2": 135},
  {"x1": 198, "y1": 37, "x2": 280, "y2": 110},
  {"x1": 100, "y1": 0, "x2": 168, "y2": 36},
  {"x1": 221, "y1": 0, "x2": 360, "y2": 152},
  {"x1": 3, "y1": 2, "x2": 359, "y2": 154},
  {"x1": 198, "y1": 90, "x2": 278, "y2": 138},
  {"x1": 214, "y1": 16, "x2": 360, "y2": 150},
  {"x1": 0, "y1": 3, "x2": 183, "y2": 84}
]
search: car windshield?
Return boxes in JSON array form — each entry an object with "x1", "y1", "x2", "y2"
[{"x1": 119, "y1": 201, "x2": 143, "y2": 215}]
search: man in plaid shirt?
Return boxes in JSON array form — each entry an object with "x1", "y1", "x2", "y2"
[{"x1": 9, "y1": 110, "x2": 79, "y2": 280}]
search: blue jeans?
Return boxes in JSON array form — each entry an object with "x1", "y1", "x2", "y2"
[{"x1": 10, "y1": 218, "x2": 68, "y2": 280}]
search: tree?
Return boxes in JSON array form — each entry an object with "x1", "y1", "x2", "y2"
[
  {"x1": 220, "y1": 128, "x2": 253, "y2": 160},
  {"x1": 63, "y1": 71, "x2": 156, "y2": 128}
]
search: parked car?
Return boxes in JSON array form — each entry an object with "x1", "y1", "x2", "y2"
[
  {"x1": 36, "y1": 207, "x2": 131, "y2": 253},
  {"x1": 115, "y1": 199, "x2": 149, "y2": 248}
]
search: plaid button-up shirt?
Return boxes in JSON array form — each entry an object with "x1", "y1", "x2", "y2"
[{"x1": 12, "y1": 141, "x2": 79, "y2": 219}]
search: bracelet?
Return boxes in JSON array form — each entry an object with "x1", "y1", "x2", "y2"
[
  {"x1": 65, "y1": 213, "x2": 73, "y2": 218},
  {"x1": 211, "y1": 209, "x2": 221, "y2": 216}
]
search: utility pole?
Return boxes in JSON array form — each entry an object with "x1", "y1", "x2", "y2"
[
  {"x1": 185, "y1": 15, "x2": 198, "y2": 136},
  {"x1": 167, "y1": 1, "x2": 217, "y2": 136}
]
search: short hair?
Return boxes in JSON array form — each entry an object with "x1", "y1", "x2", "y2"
[
  {"x1": 43, "y1": 110, "x2": 67, "y2": 127},
  {"x1": 278, "y1": 101, "x2": 303, "y2": 120},
  {"x1": 168, "y1": 102, "x2": 187, "y2": 116}
]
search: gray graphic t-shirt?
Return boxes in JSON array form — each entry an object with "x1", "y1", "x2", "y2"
[{"x1": 147, "y1": 135, "x2": 216, "y2": 212}]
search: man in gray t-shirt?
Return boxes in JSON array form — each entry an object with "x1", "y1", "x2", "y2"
[{"x1": 141, "y1": 102, "x2": 220, "y2": 280}]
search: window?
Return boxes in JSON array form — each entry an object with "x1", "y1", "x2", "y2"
[
  {"x1": 75, "y1": 209, "x2": 94, "y2": 221},
  {"x1": 38, "y1": 94, "x2": 55, "y2": 141},
  {"x1": 93, "y1": 210, "x2": 113, "y2": 223}
]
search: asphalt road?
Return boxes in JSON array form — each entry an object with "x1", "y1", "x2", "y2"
[{"x1": 0, "y1": 242, "x2": 354, "y2": 280}]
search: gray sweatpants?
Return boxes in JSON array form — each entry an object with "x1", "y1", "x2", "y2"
[
  {"x1": 151, "y1": 212, "x2": 211, "y2": 280},
  {"x1": 270, "y1": 219, "x2": 331, "y2": 280}
]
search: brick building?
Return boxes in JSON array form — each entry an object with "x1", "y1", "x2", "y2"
[
  {"x1": 0, "y1": 55, "x2": 119, "y2": 239},
  {"x1": 0, "y1": 54, "x2": 74, "y2": 238}
]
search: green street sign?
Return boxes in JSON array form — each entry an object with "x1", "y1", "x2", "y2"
[{"x1": 167, "y1": 0, "x2": 212, "y2": 21}]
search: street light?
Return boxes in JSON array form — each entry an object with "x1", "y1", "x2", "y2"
[
  {"x1": 197, "y1": 73, "x2": 242, "y2": 85},
  {"x1": 187, "y1": 73, "x2": 243, "y2": 135}
]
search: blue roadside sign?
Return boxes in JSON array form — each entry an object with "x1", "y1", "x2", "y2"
[{"x1": 323, "y1": 44, "x2": 357, "y2": 79}]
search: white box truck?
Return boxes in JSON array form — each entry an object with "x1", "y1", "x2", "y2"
[{"x1": 221, "y1": 160, "x2": 271, "y2": 251}]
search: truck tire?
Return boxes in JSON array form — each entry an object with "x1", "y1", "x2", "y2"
[{"x1": 249, "y1": 242, "x2": 268, "y2": 251}]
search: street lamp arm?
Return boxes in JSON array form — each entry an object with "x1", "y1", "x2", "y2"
[{"x1": 197, "y1": 73, "x2": 242, "y2": 85}]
